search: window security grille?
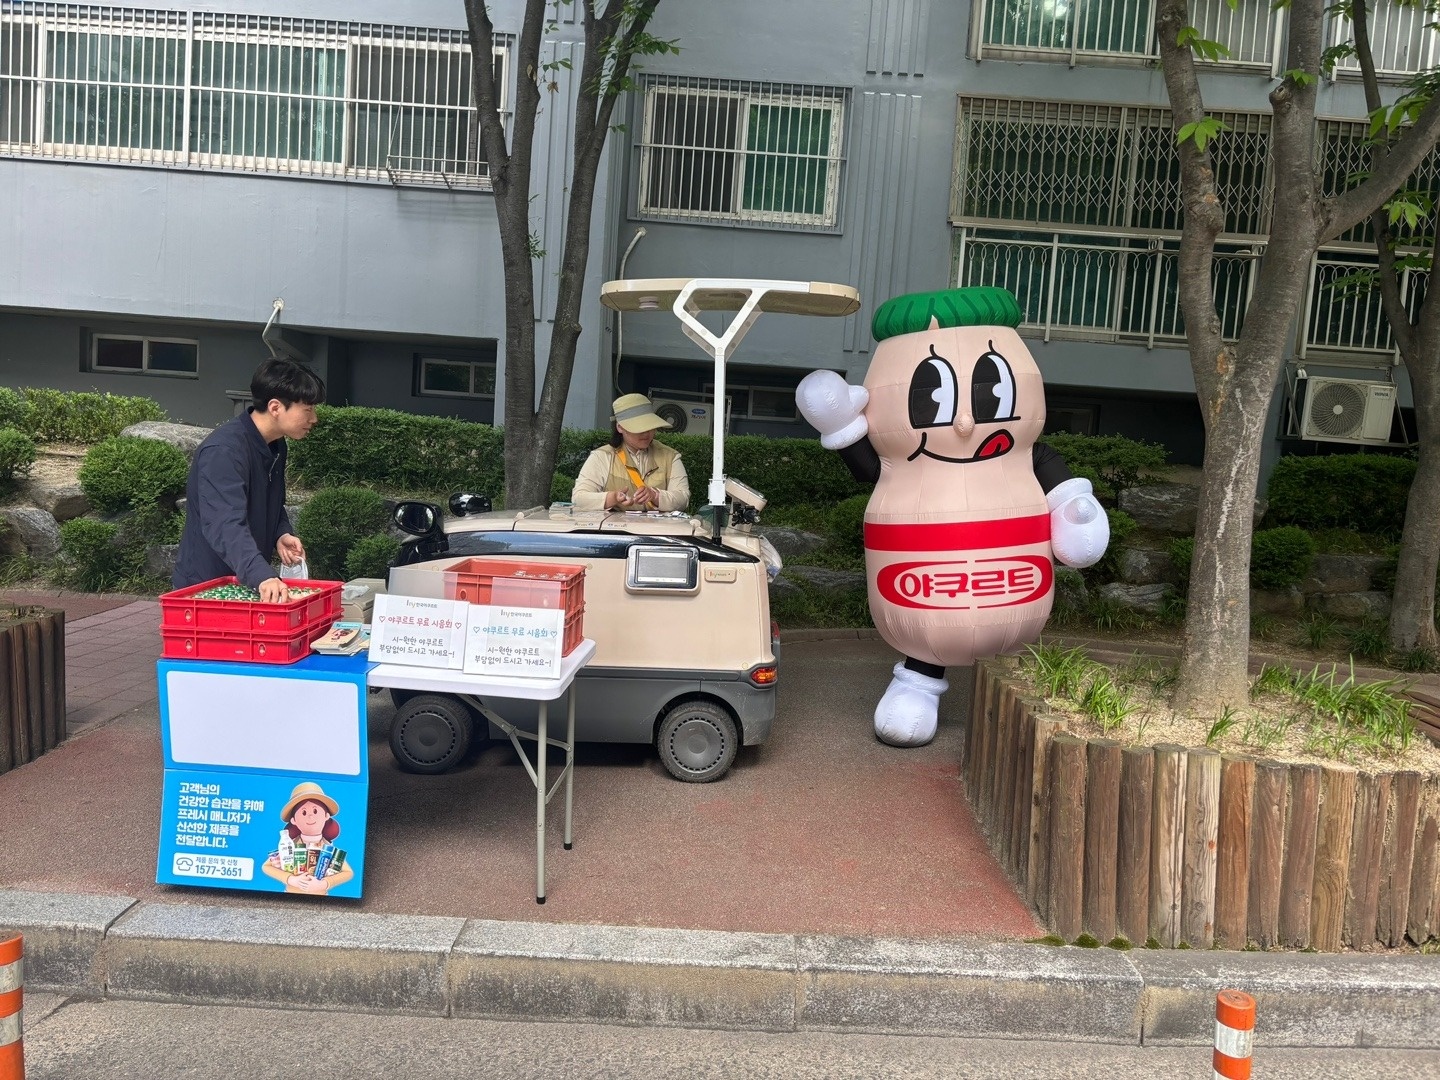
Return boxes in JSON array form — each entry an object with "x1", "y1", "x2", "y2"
[
  {"x1": 636, "y1": 76, "x2": 846, "y2": 229},
  {"x1": 953, "y1": 97, "x2": 1272, "y2": 238},
  {"x1": 973, "y1": 0, "x2": 1280, "y2": 70},
  {"x1": 1302, "y1": 253, "x2": 1429, "y2": 357},
  {"x1": 1327, "y1": 0, "x2": 1439, "y2": 80},
  {"x1": 0, "y1": 2, "x2": 509, "y2": 188}
]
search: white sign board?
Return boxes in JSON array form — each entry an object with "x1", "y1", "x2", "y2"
[
  {"x1": 463, "y1": 604, "x2": 566, "y2": 679},
  {"x1": 370, "y1": 594, "x2": 468, "y2": 668}
]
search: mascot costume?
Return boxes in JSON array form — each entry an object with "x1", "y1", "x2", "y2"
[{"x1": 796, "y1": 286, "x2": 1110, "y2": 747}]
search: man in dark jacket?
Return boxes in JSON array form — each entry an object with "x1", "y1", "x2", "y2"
[{"x1": 173, "y1": 359, "x2": 324, "y2": 603}]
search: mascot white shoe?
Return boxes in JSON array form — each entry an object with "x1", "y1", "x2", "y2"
[{"x1": 874, "y1": 662, "x2": 949, "y2": 747}]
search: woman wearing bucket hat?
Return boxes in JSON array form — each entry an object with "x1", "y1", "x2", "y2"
[
  {"x1": 571, "y1": 393, "x2": 692, "y2": 512},
  {"x1": 260, "y1": 781, "x2": 354, "y2": 894}
]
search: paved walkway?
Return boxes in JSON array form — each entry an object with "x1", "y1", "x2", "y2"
[{"x1": 2, "y1": 589, "x2": 1438, "y2": 1047}]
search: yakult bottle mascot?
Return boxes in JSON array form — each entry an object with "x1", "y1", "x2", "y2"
[{"x1": 797, "y1": 287, "x2": 1109, "y2": 747}]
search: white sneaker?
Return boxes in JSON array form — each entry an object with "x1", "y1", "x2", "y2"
[{"x1": 873, "y1": 662, "x2": 948, "y2": 747}]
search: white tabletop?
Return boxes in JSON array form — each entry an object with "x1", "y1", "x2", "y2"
[{"x1": 366, "y1": 639, "x2": 596, "y2": 700}]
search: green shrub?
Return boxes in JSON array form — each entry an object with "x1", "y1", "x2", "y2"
[
  {"x1": 288, "y1": 406, "x2": 507, "y2": 497},
  {"x1": 57, "y1": 518, "x2": 141, "y2": 591},
  {"x1": 78, "y1": 436, "x2": 189, "y2": 514},
  {"x1": 1264, "y1": 454, "x2": 1414, "y2": 539},
  {"x1": 551, "y1": 473, "x2": 575, "y2": 504},
  {"x1": 1039, "y1": 433, "x2": 1169, "y2": 503},
  {"x1": 343, "y1": 533, "x2": 400, "y2": 580},
  {"x1": 0, "y1": 387, "x2": 165, "y2": 443},
  {"x1": 1170, "y1": 536, "x2": 1195, "y2": 591},
  {"x1": 1168, "y1": 528, "x2": 1315, "y2": 592},
  {"x1": 0, "y1": 388, "x2": 25, "y2": 430},
  {"x1": 1250, "y1": 526, "x2": 1315, "y2": 590},
  {"x1": 295, "y1": 487, "x2": 392, "y2": 580},
  {"x1": 827, "y1": 494, "x2": 868, "y2": 558},
  {"x1": 0, "y1": 427, "x2": 36, "y2": 486}
]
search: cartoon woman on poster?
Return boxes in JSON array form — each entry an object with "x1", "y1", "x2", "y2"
[{"x1": 261, "y1": 781, "x2": 354, "y2": 895}]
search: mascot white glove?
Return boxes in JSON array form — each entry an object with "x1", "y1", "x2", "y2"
[
  {"x1": 796, "y1": 370, "x2": 870, "y2": 450},
  {"x1": 1046, "y1": 477, "x2": 1109, "y2": 569}
]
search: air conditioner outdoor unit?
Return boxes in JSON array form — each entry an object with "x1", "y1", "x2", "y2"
[
  {"x1": 651, "y1": 395, "x2": 716, "y2": 436},
  {"x1": 1299, "y1": 377, "x2": 1397, "y2": 445}
]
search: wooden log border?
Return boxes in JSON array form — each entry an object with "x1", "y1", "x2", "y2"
[
  {"x1": 0, "y1": 609, "x2": 67, "y2": 776},
  {"x1": 967, "y1": 661, "x2": 1440, "y2": 951}
]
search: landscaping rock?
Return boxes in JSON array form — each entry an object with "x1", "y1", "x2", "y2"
[
  {"x1": 145, "y1": 543, "x2": 179, "y2": 581},
  {"x1": 19, "y1": 478, "x2": 89, "y2": 521},
  {"x1": 1118, "y1": 484, "x2": 1197, "y2": 534},
  {"x1": 119, "y1": 421, "x2": 212, "y2": 460},
  {"x1": 1097, "y1": 581, "x2": 1170, "y2": 614},
  {"x1": 1117, "y1": 546, "x2": 1175, "y2": 586},
  {"x1": 1309, "y1": 591, "x2": 1392, "y2": 622},
  {"x1": 754, "y1": 525, "x2": 827, "y2": 559},
  {"x1": 1054, "y1": 568, "x2": 1089, "y2": 611},
  {"x1": 780, "y1": 565, "x2": 867, "y2": 593},
  {"x1": 1251, "y1": 586, "x2": 1305, "y2": 616},
  {"x1": 0, "y1": 506, "x2": 61, "y2": 560},
  {"x1": 1119, "y1": 483, "x2": 1264, "y2": 535},
  {"x1": 1305, "y1": 553, "x2": 1387, "y2": 596}
]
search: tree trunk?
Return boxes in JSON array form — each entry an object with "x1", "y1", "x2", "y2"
[{"x1": 1391, "y1": 335, "x2": 1440, "y2": 652}]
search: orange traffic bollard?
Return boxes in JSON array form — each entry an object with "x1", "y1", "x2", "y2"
[
  {"x1": 0, "y1": 936, "x2": 21, "y2": 1080},
  {"x1": 1213, "y1": 988, "x2": 1256, "y2": 1080}
]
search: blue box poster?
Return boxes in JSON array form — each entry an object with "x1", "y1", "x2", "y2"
[{"x1": 155, "y1": 655, "x2": 371, "y2": 898}]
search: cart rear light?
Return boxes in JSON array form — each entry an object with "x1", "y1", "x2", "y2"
[
  {"x1": 771, "y1": 619, "x2": 780, "y2": 641},
  {"x1": 748, "y1": 665, "x2": 778, "y2": 687}
]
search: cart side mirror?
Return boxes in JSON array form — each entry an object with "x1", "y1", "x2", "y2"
[
  {"x1": 393, "y1": 501, "x2": 442, "y2": 537},
  {"x1": 448, "y1": 492, "x2": 492, "y2": 517}
]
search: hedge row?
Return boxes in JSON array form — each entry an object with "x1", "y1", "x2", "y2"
[
  {"x1": 289, "y1": 405, "x2": 869, "y2": 509},
  {"x1": 1263, "y1": 453, "x2": 1415, "y2": 539},
  {"x1": 0, "y1": 386, "x2": 164, "y2": 443}
]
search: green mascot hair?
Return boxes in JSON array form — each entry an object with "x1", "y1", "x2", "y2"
[{"x1": 871, "y1": 286, "x2": 1023, "y2": 343}]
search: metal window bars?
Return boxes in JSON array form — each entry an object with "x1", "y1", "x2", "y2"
[
  {"x1": 1327, "y1": 0, "x2": 1439, "y2": 81},
  {"x1": 954, "y1": 226, "x2": 1428, "y2": 358},
  {"x1": 971, "y1": 0, "x2": 1282, "y2": 72},
  {"x1": 635, "y1": 75, "x2": 847, "y2": 230},
  {"x1": 952, "y1": 97, "x2": 1273, "y2": 238},
  {"x1": 0, "y1": 1, "x2": 510, "y2": 189}
]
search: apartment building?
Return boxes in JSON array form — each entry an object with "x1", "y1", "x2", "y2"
[{"x1": 0, "y1": 0, "x2": 1427, "y2": 463}]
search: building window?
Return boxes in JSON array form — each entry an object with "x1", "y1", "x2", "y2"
[
  {"x1": 636, "y1": 76, "x2": 846, "y2": 229},
  {"x1": 702, "y1": 382, "x2": 799, "y2": 421},
  {"x1": 92, "y1": 334, "x2": 198, "y2": 375},
  {"x1": 0, "y1": 2, "x2": 510, "y2": 187},
  {"x1": 972, "y1": 0, "x2": 1280, "y2": 70},
  {"x1": 417, "y1": 356, "x2": 495, "y2": 398}
]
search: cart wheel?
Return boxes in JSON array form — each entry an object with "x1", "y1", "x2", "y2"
[
  {"x1": 390, "y1": 694, "x2": 473, "y2": 774},
  {"x1": 656, "y1": 701, "x2": 738, "y2": 783}
]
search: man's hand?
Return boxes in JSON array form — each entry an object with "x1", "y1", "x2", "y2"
[
  {"x1": 276, "y1": 534, "x2": 306, "y2": 566},
  {"x1": 258, "y1": 577, "x2": 290, "y2": 604}
]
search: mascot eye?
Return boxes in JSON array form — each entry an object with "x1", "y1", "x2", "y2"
[
  {"x1": 972, "y1": 345, "x2": 1017, "y2": 423},
  {"x1": 908, "y1": 348, "x2": 958, "y2": 429}
]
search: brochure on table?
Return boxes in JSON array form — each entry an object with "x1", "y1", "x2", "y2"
[{"x1": 155, "y1": 653, "x2": 371, "y2": 898}]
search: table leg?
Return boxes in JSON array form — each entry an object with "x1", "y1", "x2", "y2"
[
  {"x1": 536, "y1": 698, "x2": 547, "y2": 904},
  {"x1": 564, "y1": 685, "x2": 575, "y2": 850}
]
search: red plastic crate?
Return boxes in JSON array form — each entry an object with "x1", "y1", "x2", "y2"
[
  {"x1": 160, "y1": 576, "x2": 342, "y2": 634},
  {"x1": 160, "y1": 610, "x2": 335, "y2": 665},
  {"x1": 443, "y1": 559, "x2": 586, "y2": 615},
  {"x1": 561, "y1": 607, "x2": 583, "y2": 656}
]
